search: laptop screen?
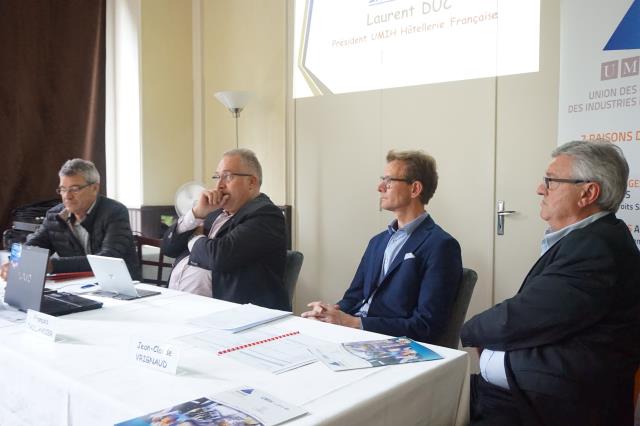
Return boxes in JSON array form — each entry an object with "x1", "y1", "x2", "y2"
[{"x1": 4, "y1": 244, "x2": 49, "y2": 312}]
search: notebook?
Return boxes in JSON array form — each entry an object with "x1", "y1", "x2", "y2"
[
  {"x1": 87, "y1": 255, "x2": 160, "y2": 300},
  {"x1": 189, "y1": 303, "x2": 292, "y2": 332},
  {"x1": 4, "y1": 245, "x2": 103, "y2": 316},
  {"x1": 179, "y1": 328, "x2": 320, "y2": 374}
]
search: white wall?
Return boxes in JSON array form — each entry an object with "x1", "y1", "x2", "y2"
[
  {"x1": 140, "y1": 0, "x2": 194, "y2": 205},
  {"x1": 136, "y1": 0, "x2": 288, "y2": 207},
  {"x1": 134, "y1": 0, "x2": 561, "y2": 320},
  {"x1": 201, "y1": 0, "x2": 288, "y2": 205},
  {"x1": 294, "y1": 78, "x2": 498, "y2": 316},
  {"x1": 493, "y1": 0, "x2": 560, "y2": 302},
  {"x1": 293, "y1": 0, "x2": 560, "y2": 318}
]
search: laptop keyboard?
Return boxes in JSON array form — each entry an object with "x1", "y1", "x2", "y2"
[
  {"x1": 41, "y1": 295, "x2": 77, "y2": 314},
  {"x1": 44, "y1": 293, "x2": 83, "y2": 307}
]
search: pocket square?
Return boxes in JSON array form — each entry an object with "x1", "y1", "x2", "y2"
[{"x1": 404, "y1": 252, "x2": 415, "y2": 260}]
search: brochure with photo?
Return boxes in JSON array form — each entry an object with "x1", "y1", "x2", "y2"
[
  {"x1": 311, "y1": 336, "x2": 442, "y2": 371},
  {"x1": 115, "y1": 387, "x2": 307, "y2": 426}
]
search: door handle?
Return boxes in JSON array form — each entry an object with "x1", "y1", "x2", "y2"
[{"x1": 497, "y1": 201, "x2": 517, "y2": 235}]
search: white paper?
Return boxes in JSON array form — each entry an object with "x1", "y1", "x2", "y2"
[
  {"x1": 53, "y1": 282, "x2": 100, "y2": 294},
  {"x1": 179, "y1": 328, "x2": 322, "y2": 374},
  {"x1": 189, "y1": 303, "x2": 292, "y2": 333},
  {"x1": 214, "y1": 387, "x2": 308, "y2": 425},
  {"x1": 311, "y1": 343, "x2": 373, "y2": 371},
  {"x1": 25, "y1": 309, "x2": 58, "y2": 342},
  {"x1": 0, "y1": 302, "x2": 26, "y2": 326},
  {"x1": 130, "y1": 336, "x2": 180, "y2": 375}
]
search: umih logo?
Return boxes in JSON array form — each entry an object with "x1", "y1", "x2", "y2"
[
  {"x1": 600, "y1": 56, "x2": 640, "y2": 81},
  {"x1": 603, "y1": 0, "x2": 640, "y2": 51},
  {"x1": 600, "y1": 0, "x2": 639, "y2": 81}
]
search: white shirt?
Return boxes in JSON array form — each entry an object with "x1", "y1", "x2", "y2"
[
  {"x1": 168, "y1": 209, "x2": 232, "y2": 296},
  {"x1": 480, "y1": 211, "x2": 610, "y2": 389}
]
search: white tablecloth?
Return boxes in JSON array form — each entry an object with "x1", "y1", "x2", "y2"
[{"x1": 0, "y1": 284, "x2": 469, "y2": 426}]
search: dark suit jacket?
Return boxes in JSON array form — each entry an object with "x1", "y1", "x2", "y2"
[
  {"x1": 162, "y1": 193, "x2": 289, "y2": 310},
  {"x1": 26, "y1": 196, "x2": 140, "y2": 279},
  {"x1": 338, "y1": 215, "x2": 462, "y2": 343},
  {"x1": 461, "y1": 213, "x2": 640, "y2": 425}
]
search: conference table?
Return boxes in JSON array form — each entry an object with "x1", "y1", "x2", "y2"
[{"x1": 0, "y1": 281, "x2": 469, "y2": 426}]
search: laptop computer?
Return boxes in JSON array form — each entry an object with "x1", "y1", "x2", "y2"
[
  {"x1": 87, "y1": 255, "x2": 160, "y2": 300},
  {"x1": 4, "y1": 245, "x2": 103, "y2": 316}
]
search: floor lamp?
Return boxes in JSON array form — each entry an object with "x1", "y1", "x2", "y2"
[{"x1": 214, "y1": 91, "x2": 252, "y2": 148}]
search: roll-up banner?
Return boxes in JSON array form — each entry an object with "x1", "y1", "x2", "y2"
[{"x1": 558, "y1": 0, "x2": 640, "y2": 250}]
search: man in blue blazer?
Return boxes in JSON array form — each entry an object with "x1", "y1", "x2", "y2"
[
  {"x1": 302, "y1": 150, "x2": 462, "y2": 343},
  {"x1": 461, "y1": 141, "x2": 640, "y2": 425}
]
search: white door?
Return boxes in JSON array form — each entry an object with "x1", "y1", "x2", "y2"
[
  {"x1": 295, "y1": 79, "x2": 497, "y2": 322},
  {"x1": 493, "y1": 0, "x2": 560, "y2": 304},
  {"x1": 292, "y1": 1, "x2": 562, "y2": 366}
]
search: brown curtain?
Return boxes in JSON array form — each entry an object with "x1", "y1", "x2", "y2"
[{"x1": 0, "y1": 0, "x2": 106, "y2": 233}]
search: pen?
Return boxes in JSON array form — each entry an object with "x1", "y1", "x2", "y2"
[{"x1": 81, "y1": 283, "x2": 98, "y2": 289}]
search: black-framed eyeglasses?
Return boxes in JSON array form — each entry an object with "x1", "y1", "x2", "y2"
[
  {"x1": 380, "y1": 176, "x2": 412, "y2": 187},
  {"x1": 542, "y1": 176, "x2": 592, "y2": 190},
  {"x1": 55, "y1": 183, "x2": 93, "y2": 195},
  {"x1": 211, "y1": 172, "x2": 253, "y2": 183}
]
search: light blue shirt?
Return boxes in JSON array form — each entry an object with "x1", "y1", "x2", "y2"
[
  {"x1": 540, "y1": 211, "x2": 609, "y2": 255},
  {"x1": 480, "y1": 211, "x2": 610, "y2": 390},
  {"x1": 356, "y1": 212, "x2": 429, "y2": 317}
]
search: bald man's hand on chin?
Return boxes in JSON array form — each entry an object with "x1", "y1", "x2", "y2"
[{"x1": 192, "y1": 189, "x2": 230, "y2": 219}]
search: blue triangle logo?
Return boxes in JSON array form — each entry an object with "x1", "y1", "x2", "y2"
[
  {"x1": 241, "y1": 388, "x2": 254, "y2": 394},
  {"x1": 604, "y1": 0, "x2": 640, "y2": 50}
]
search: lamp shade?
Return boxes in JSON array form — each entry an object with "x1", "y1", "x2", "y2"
[{"x1": 214, "y1": 91, "x2": 252, "y2": 113}]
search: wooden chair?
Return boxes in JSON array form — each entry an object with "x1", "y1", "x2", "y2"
[{"x1": 134, "y1": 235, "x2": 172, "y2": 287}]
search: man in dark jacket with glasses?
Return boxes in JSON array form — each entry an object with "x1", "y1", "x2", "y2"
[
  {"x1": 162, "y1": 149, "x2": 288, "y2": 310},
  {"x1": 462, "y1": 140, "x2": 640, "y2": 425},
  {"x1": 1, "y1": 158, "x2": 139, "y2": 280}
]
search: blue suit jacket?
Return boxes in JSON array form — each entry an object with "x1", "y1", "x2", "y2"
[{"x1": 338, "y1": 215, "x2": 462, "y2": 343}]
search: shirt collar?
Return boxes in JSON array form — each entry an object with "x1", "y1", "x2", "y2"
[
  {"x1": 387, "y1": 211, "x2": 429, "y2": 235},
  {"x1": 540, "y1": 211, "x2": 609, "y2": 255},
  {"x1": 59, "y1": 198, "x2": 98, "y2": 225}
]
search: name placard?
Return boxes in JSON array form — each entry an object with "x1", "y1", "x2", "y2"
[
  {"x1": 26, "y1": 309, "x2": 58, "y2": 342},
  {"x1": 130, "y1": 337, "x2": 180, "y2": 375}
]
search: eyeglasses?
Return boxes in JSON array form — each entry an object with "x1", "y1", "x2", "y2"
[
  {"x1": 542, "y1": 176, "x2": 592, "y2": 190},
  {"x1": 211, "y1": 172, "x2": 253, "y2": 183},
  {"x1": 56, "y1": 183, "x2": 93, "y2": 195},
  {"x1": 380, "y1": 176, "x2": 412, "y2": 188}
]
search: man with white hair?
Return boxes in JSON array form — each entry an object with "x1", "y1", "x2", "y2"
[{"x1": 462, "y1": 140, "x2": 640, "y2": 425}]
